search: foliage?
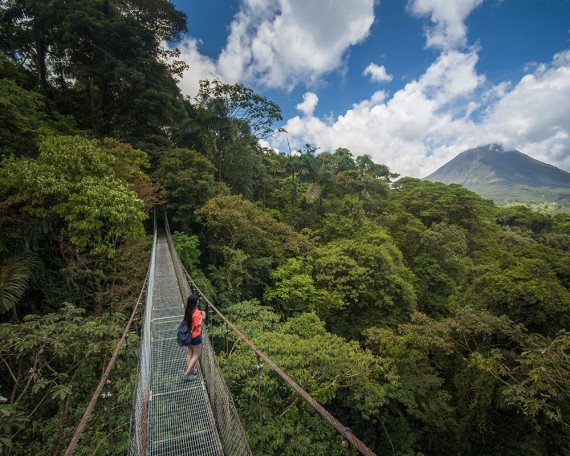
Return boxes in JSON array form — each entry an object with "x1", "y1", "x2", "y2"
[
  {"x1": 0, "y1": 304, "x2": 138, "y2": 455},
  {"x1": 0, "y1": 256, "x2": 37, "y2": 316},
  {"x1": 156, "y1": 147, "x2": 218, "y2": 231},
  {"x1": 0, "y1": 0, "x2": 188, "y2": 146},
  {"x1": 412, "y1": 222, "x2": 470, "y2": 316},
  {"x1": 195, "y1": 79, "x2": 283, "y2": 140},
  {"x1": 362, "y1": 309, "x2": 570, "y2": 455},
  {"x1": 171, "y1": 231, "x2": 200, "y2": 274},
  {"x1": 457, "y1": 258, "x2": 570, "y2": 335},
  {"x1": 215, "y1": 301, "x2": 386, "y2": 455},
  {"x1": 0, "y1": 135, "x2": 146, "y2": 257},
  {"x1": 0, "y1": 76, "x2": 77, "y2": 157},
  {"x1": 196, "y1": 195, "x2": 312, "y2": 302},
  {"x1": 1, "y1": 5, "x2": 570, "y2": 451},
  {"x1": 264, "y1": 258, "x2": 341, "y2": 318},
  {"x1": 392, "y1": 177, "x2": 495, "y2": 242},
  {"x1": 264, "y1": 223, "x2": 416, "y2": 339}
]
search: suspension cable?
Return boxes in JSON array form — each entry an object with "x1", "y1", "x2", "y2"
[
  {"x1": 162, "y1": 208, "x2": 376, "y2": 455},
  {"x1": 64, "y1": 274, "x2": 149, "y2": 456},
  {"x1": 184, "y1": 271, "x2": 377, "y2": 456}
]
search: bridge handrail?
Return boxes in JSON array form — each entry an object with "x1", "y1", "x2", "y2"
[
  {"x1": 185, "y1": 271, "x2": 377, "y2": 456},
  {"x1": 162, "y1": 212, "x2": 377, "y2": 456},
  {"x1": 65, "y1": 266, "x2": 150, "y2": 456},
  {"x1": 162, "y1": 210, "x2": 253, "y2": 455}
]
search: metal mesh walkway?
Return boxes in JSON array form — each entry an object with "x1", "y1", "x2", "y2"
[{"x1": 148, "y1": 233, "x2": 224, "y2": 455}]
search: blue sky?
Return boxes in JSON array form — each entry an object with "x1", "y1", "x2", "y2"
[{"x1": 170, "y1": 0, "x2": 570, "y2": 178}]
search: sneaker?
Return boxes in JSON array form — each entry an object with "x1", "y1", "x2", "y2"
[
  {"x1": 183, "y1": 373, "x2": 198, "y2": 381},
  {"x1": 192, "y1": 366, "x2": 198, "y2": 375}
]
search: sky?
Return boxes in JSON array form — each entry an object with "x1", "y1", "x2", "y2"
[{"x1": 169, "y1": 0, "x2": 570, "y2": 179}]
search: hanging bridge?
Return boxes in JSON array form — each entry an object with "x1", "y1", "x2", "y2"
[{"x1": 65, "y1": 213, "x2": 376, "y2": 456}]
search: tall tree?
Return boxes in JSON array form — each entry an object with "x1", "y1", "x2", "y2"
[
  {"x1": 0, "y1": 0, "x2": 188, "y2": 147},
  {"x1": 188, "y1": 79, "x2": 284, "y2": 195}
]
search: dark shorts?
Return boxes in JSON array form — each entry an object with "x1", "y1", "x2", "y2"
[{"x1": 190, "y1": 334, "x2": 202, "y2": 345}]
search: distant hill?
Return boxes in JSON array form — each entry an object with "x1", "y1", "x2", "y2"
[{"x1": 423, "y1": 144, "x2": 570, "y2": 211}]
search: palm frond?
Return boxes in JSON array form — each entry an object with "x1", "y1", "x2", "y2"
[{"x1": 0, "y1": 256, "x2": 37, "y2": 314}]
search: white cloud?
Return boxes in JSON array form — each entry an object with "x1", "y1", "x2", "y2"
[
  {"x1": 363, "y1": 63, "x2": 393, "y2": 83},
  {"x1": 407, "y1": 0, "x2": 484, "y2": 50},
  {"x1": 175, "y1": 38, "x2": 222, "y2": 98},
  {"x1": 175, "y1": 0, "x2": 375, "y2": 95},
  {"x1": 480, "y1": 49, "x2": 570, "y2": 170},
  {"x1": 172, "y1": 0, "x2": 570, "y2": 179},
  {"x1": 271, "y1": 48, "x2": 570, "y2": 178},
  {"x1": 296, "y1": 92, "x2": 319, "y2": 117}
]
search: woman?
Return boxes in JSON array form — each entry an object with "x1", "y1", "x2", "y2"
[{"x1": 183, "y1": 294, "x2": 205, "y2": 381}]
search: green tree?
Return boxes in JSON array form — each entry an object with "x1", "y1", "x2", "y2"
[
  {"x1": 156, "y1": 147, "x2": 218, "y2": 231},
  {"x1": 0, "y1": 135, "x2": 146, "y2": 257},
  {"x1": 215, "y1": 301, "x2": 385, "y2": 455},
  {"x1": 265, "y1": 224, "x2": 416, "y2": 337},
  {"x1": 196, "y1": 195, "x2": 312, "y2": 264},
  {"x1": 196, "y1": 195, "x2": 312, "y2": 303},
  {"x1": 496, "y1": 205, "x2": 553, "y2": 234},
  {"x1": 0, "y1": 0, "x2": 188, "y2": 147},
  {"x1": 188, "y1": 79, "x2": 283, "y2": 196},
  {"x1": 364, "y1": 309, "x2": 570, "y2": 455},
  {"x1": 0, "y1": 75, "x2": 76, "y2": 157},
  {"x1": 412, "y1": 222, "x2": 470, "y2": 316},
  {"x1": 0, "y1": 304, "x2": 135, "y2": 454},
  {"x1": 457, "y1": 258, "x2": 570, "y2": 336},
  {"x1": 263, "y1": 258, "x2": 341, "y2": 318},
  {"x1": 392, "y1": 178, "x2": 495, "y2": 246},
  {"x1": 195, "y1": 79, "x2": 283, "y2": 140}
]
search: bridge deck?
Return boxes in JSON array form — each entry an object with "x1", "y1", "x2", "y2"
[{"x1": 148, "y1": 233, "x2": 224, "y2": 455}]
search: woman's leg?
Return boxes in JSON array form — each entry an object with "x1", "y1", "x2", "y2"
[
  {"x1": 184, "y1": 345, "x2": 194, "y2": 376},
  {"x1": 186, "y1": 343, "x2": 202, "y2": 375}
]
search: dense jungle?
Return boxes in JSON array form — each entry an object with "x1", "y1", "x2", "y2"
[{"x1": 0, "y1": 1, "x2": 569, "y2": 454}]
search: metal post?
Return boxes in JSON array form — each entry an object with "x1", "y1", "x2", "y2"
[
  {"x1": 102, "y1": 376, "x2": 113, "y2": 454},
  {"x1": 225, "y1": 323, "x2": 230, "y2": 360},
  {"x1": 342, "y1": 428, "x2": 353, "y2": 456},
  {"x1": 256, "y1": 353, "x2": 263, "y2": 456}
]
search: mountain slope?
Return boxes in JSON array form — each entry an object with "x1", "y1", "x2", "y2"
[{"x1": 424, "y1": 144, "x2": 570, "y2": 210}]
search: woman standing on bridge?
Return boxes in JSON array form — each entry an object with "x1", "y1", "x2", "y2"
[{"x1": 183, "y1": 294, "x2": 205, "y2": 381}]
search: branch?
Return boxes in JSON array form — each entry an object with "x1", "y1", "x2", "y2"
[{"x1": 0, "y1": 353, "x2": 18, "y2": 384}]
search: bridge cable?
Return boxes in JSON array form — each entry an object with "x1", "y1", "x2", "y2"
[
  {"x1": 182, "y1": 269, "x2": 377, "y2": 456},
  {"x1": 256, "y1": 353, "x2": 264, "y2": 455},
  {"x1": 64, "y1": 273, "x2": 149, "y2": 456}
]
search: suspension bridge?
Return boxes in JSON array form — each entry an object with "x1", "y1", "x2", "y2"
[{"x1": 65, "y1": 213, "x2": 376, "y2": 456}]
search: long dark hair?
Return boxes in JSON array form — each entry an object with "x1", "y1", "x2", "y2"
[{"x1": 184, "y1": 294, "x2": 200, "y2": 323}]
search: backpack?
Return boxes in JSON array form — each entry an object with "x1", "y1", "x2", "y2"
[{"x1": 177, "y1": 320, "x2": 192, "y2": 346}]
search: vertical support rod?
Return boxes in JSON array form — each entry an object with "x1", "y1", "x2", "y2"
[
  {"x1": 224, "y1": 323, "x2": 230, "y2": 360},
  {"x1": 256, "y1": 353, "x2": 263, "y2": 456},
  {"x1": 208, "y1": 310, "x2": 214, "y2": 352},
  {"x1": 342, "y1": 428, "x2": 353, "y2": 456},
  {"x1": 103, "y1": 376, "x2": 113, "y2": 454}
]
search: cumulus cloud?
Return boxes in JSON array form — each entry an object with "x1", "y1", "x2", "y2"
[
  {"x1": 296, "y1": 92, "x2": 319, "y2": 117},
  {"x1": 480, "y1": 49, "x2": 570, "y2": 170},
  {"x1": 363, "y1": 63, "x2": 393, "y2": 83},
  {"x1": 175, "y1": 38, "x2": 222, "y2": 98},
  {"x1": 272, "y1": 48, "x2": 570, "y2": 178},
  {"x1": 407, "y1": 0, "x2": 484, "y2": 50},
  {"x1": 176, "y1": 0, "x2": 375, "y2": 95},
  {"x1": 172, "y1": 0, "x2": 570, "y2": 179}
]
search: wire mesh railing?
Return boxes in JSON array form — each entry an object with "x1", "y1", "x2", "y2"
[
  {"x1": 162, "y1": 211, "x2": 377, "y2": 456},
  {"x1": 162, "y1": 211, "x2": 253, "y2": 456},
  {"x1": 127, "y1": 211, "x2": 158, "y2": 456},
  {"x1": 65, "y1": 234, "x2": 151, "y2": 456},
  {"x1": 68, "y1": 207, "x2": 376, "y2": 455}
]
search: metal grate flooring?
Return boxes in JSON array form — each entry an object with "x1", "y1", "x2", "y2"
[{"x1": 148, "y1": 234, "x2": 224, "y2": 455}]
